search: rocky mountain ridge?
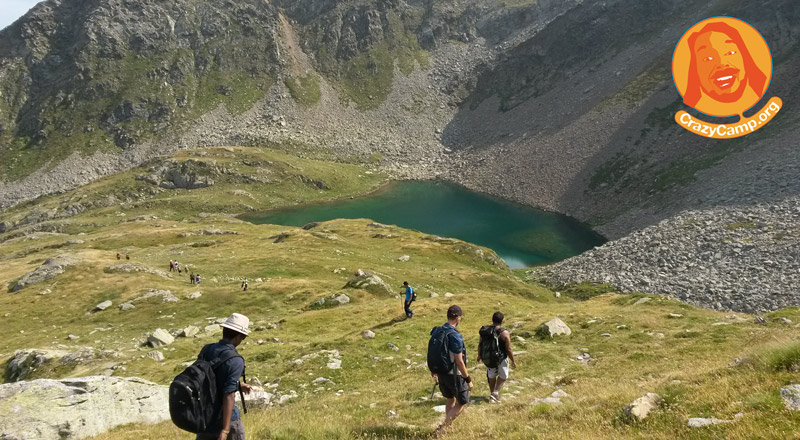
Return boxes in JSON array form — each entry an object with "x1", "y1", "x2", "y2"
[{"x1": 1, "y1": 0, "x2": 799, "y2": 313}]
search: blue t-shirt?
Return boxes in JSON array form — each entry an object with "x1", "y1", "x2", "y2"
[
  {"x1": 442, "y1": 322, "x2": 467, "y2": 372},
  {"x1": 199, "y1": 340, "x2": 245, "y2": 425},
  {"x1": 405, "y1": 286, "x2": 413, "y2": 301}
]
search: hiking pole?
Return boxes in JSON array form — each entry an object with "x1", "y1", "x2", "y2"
[
  {"x1": 430, "y1": 379, "x2": 438, "y2": 400},
  {"x1": 239, "y1": 369, "x2": 248, "y2": 414}
]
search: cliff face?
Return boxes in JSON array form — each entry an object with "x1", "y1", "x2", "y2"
[
  {"x1": 0, "y1": 0, "x2": 280, "y2": 179},
  {"x1": 1, "y1": 0, "x2": 799, "y2": 241}
]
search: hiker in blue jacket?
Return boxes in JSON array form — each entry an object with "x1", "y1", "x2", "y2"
[{"x1": 403, "y1": 281, "x2": 414, "y2": 318}]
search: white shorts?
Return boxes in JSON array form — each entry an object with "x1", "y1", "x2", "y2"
[{"x1": 485, "y1": 357, "x2": 509, "y2": 380}]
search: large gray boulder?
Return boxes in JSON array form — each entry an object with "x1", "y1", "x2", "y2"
[
  {"x1": 536, "y1": 317, "x2": 572, "y2": 338},
  {"x1": 781, "y1": 384, "x2": 800, "y2": 411},
  {"x1": 0, "y1": 376, "x2": 168, "y2": 439},
  {"x1": 147, "y1": 328, "x2": 175, "y2": 347},
  {"x1": 11, "y1": 257, "x2": 78, "y2": 291}
]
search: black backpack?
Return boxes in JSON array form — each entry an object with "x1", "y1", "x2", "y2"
[
  {"x1": 427, "y1": 326, "x2": 456, "y2": 375},
  {"x1": 169, "y1": 345, "x2": 246, "y2": 433},
  {"x1": 479, "y1": 325, "x2": 504, "y2": 368}
]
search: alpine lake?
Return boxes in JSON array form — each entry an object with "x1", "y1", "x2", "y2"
[{"x1": 243, "y1": 180, "x2": 606, "y2": 269}]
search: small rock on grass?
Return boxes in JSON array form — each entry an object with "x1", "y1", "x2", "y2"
[
  {"x1": 94, "y1": 300, "x2": 112, "y2": 311},
  {"x1": 362, "y1": 330, "x2": 375, "y2": 339},
  {"x1": 781, "y1": 384, "x2": 800, "y2": 411},
  {"x1": 531, "y1": 397, "x2": 562, "y2": 405},
  {"x1": 623, "y1": 393, "x2": 662, "y2": 421},
  {"x1": 688, "y1": 417, "x2": 732, "y2": 427}
]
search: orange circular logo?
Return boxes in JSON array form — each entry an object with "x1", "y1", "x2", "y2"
[{"x1": 672, "y1": 16, "x2": 772, "y2": 117}]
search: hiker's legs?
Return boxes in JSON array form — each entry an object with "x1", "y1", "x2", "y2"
[
  {"x1": 488, "y1": 376, "x2": 497, "y2": 393},
  {"x1": 492, "y1": 358, "x2": 510, "y2": 397},
  {"x1": 404, "y1": 301, "x2": 412, "y2": 317},
  {"x1": 493, "y1": 377, "x2": 506, "y2": 394},
  {"x1": 444, "y1": 399, "x2": 464, "y2": 426}
]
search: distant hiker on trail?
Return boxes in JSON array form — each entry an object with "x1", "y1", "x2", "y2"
[
  {"x1": 241, "y1": 279, "x2": 248, "y2": 291},
  {"x1": 171, "y1": 313, "x2": 252, "y2": 440},
  {"x1": 477, "y1": 311, "x2": 516, "y2": 403},
  {"x1": 196, "y1": 274, "x2": 201, "y2": 284},
  {"x1": 125, "y1": 254, "x2": 130, "y2": 260},
  {"x1": 403, "y1": 281, "x2": 415, "y2": 319},
  {"x1": 427, "y1": 305, "x2": 472, "y2": 435},
  {"x1": 116, "y1": 253, "x2": 121, "y2": 260},
  {"x1": 190, "y1": 272, "x2": 195, "y2": 284},
  {"x1": 170, "y1": 260, "x2": 174, "y2": 272}
]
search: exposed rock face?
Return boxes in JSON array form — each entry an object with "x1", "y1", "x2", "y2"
[
  {"x1": 11, "y1": 257, "x2": 78, "y2": 292},
  {"x1": 5, "y1": 348, "x2": 117, "y2": 383},
  {"x1": 0, "y1": 376, "x2": 168, "y2": 440},
  {"x1": 4, "y1": 349, "x2": 70, "y2": 382},
  {"x1": 138, "y1": 160, "x2": 216, "y2": 189}
]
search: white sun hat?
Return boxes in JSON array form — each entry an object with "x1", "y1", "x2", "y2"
[{"x1": 220, "y1": 313, "x2": 250, "y2": 336}]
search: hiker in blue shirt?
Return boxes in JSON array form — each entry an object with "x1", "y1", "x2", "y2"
[
  {"x1": 403, "y1": 281, "x2": 414, "y2": 318},
  {"x1": 195, "y1": 313, "x2": 252, "y2": 440},
  {"x1": 432, "y1": 305, "x2": 473, "y2": 435}
]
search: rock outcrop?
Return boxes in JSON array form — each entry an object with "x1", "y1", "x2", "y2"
[
  {"x1": 344, "y1": 270, "x2": 393, "y2": 296},
  {"x1": 5, "y1": 348, "x2": 118, "y2": 383},
  {"x1": 104, "y1": 263, "x2": 171, "y2": 279},
  {"x1": 11, "y1": 257, "x2": 78, "y2": 292},
  {"x1": 0, "y1": 376, "x2": 168, "y2": 440}
]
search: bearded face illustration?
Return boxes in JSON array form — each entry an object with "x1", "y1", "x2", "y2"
[{"x1": 683, "y1": 22, "x2": 767, "y2": 109}]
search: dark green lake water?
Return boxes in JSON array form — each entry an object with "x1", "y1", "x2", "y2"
[{"x1": 244, "y1": 181, "x2": 605, "y2": 268}]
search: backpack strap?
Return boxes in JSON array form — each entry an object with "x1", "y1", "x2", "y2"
[
  {"x1": 209, "y1": 349, "x2": 243, "y2": 370},
  {"x1": 208, "y1": 347, "x2": 248, "y2": 414},
  {"x1": 441, "y1": 328, "x2": 457, "y2": 375}
]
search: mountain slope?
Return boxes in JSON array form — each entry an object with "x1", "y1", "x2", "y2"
[{"x1": 0, "y1": 147, "x2": 798, "y2": 440}]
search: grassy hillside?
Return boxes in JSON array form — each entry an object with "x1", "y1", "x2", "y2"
[{"x1": 1, "y1": 148, "x2": 798, "y2": 440}]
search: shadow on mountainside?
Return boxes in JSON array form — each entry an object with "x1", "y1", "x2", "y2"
[{"x1": 440, "y1": 0, "x2": 800, "y2": 238}]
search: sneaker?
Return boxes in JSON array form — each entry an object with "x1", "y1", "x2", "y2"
[{"x1": 490, "y1": 392, "x2": 501, "y2": 402}]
